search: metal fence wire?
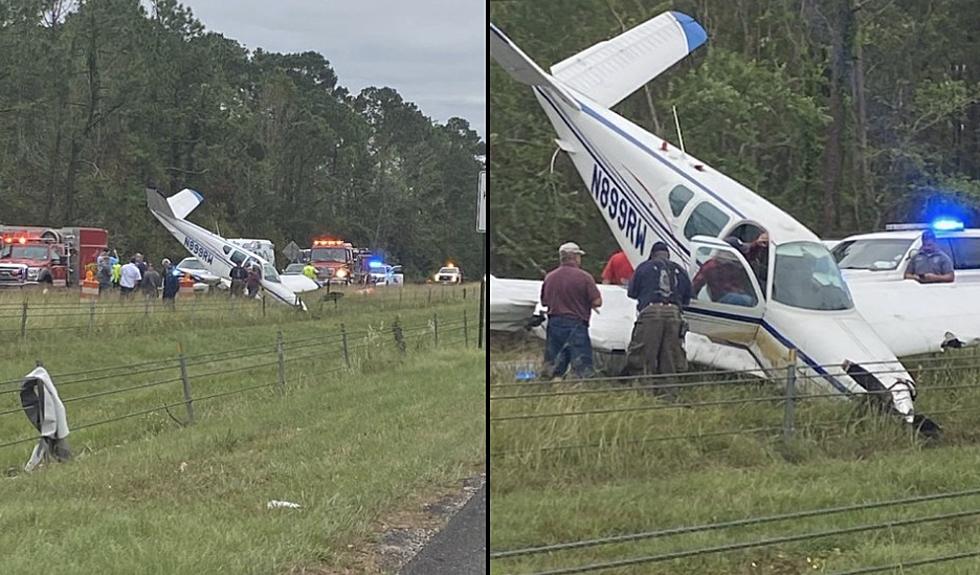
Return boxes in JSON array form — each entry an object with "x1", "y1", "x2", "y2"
[{"x1": 0, "y1": 308, "x2": 476, "y2": 457}]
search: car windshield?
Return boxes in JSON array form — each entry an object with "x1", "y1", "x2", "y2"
[
  {"x1": 832, "y1": 239, "x2": 913, "y2": 270},
  {"x1": 285, "y1": 264, "x2": 305, "y2": 273},
  {"x1": 439, "y1": 268, "x2": 457, "y2": 274},
  {"x1": 1, "y1": 245, "x2": 49, "y2": 260},
  {"x1": 311, "y1": 247, "x2": 347, "y2": 263},
  {"x1": 180, "y1": 259, "x2": 205, "y2": 270},
  {"x1": 773, "y1": 242, "x2": 854, "y2": 311}
]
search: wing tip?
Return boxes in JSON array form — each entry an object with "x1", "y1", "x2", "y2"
[{"x1": 670, "y1": 11, "x2": 708, "y2": 53}]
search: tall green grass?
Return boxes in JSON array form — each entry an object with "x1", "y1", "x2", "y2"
[
  {"x1": 490, "y1": 333, "x2": 980, "y2": 574},
  {"x1": 0, "y1": 347, "x2": 485, "y2": 575}
]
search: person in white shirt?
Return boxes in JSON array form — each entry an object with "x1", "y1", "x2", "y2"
[{"x1": 119, "y1": 257, "x2": 142, "y2": 297}]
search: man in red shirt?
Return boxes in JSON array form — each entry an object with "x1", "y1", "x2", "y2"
[
  {"x1": 540, "y1": 242, "x2": 602, "y2": 378},
  {"x1": 602, "y1": 250, "x2": 634, "y2": 285}
]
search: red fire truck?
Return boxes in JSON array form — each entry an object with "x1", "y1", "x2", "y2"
[
  {"x1": 307, "y1": 238, "x2": 356, "y2": 285},
  {"x1": 0, "y1": 226, "x2": 109, "y2": 288}
]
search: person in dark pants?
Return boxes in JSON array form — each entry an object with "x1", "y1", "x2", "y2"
[
  {"x1": 140, "y1": 263, "x2": 162, "y2": 297},
  {"x1": 540, "y1": 242, "x2": 602, "y2": 379},
  {"x1": 161, "y1": 259, "x2": 180, "y2": 307},
  {"x1": 624, "y1": 241, "x2": 692, "y2": 379},
  {"x1": 229, "y1": 262, "x2": 248, "y2": 297},
  {"x1": 246, "y1": 263, "x2": 263, "y2": 297}
]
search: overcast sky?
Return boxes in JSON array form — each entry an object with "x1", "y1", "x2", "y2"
[{"x1": 179, "y1": 0, "x2": 486, "y2": 138}]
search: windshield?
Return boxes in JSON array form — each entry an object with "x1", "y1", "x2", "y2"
[
  {"x1": 0, "y1": 245, "x2": 49, "y2": 260},
  {"x1": 439, "y1": 268, "x2": 457, "y2": 274},
  {"x1": 832, "y1": 239, "x2": 913, "y2": 270},
  {"x1": 180, "y1": 259, "x2": 206, "y2": 270},
  {"x1": 773, "y1": 242, "x2": 853, "y2": 311},
  {"x1": 311, "y1": 247, "x2": 347, "y2": 263},
  {"x1": 285, "y1": 264, "x2": 305, "y2": 273},
  {"x1": 263, "y1": 263, "x2": 280, "y2": 283}
]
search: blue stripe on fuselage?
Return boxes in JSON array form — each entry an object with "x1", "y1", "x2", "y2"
[
  {"x1": 535, "y1": 87, "x2": 690, "y2": 261},
  {"x1": 683, "y1": 307, "x2": 850, "y2": 393}
]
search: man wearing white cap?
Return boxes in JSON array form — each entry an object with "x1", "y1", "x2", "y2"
[{"x1": 539, "y1": 242, "x2": 602, "y2": 378}]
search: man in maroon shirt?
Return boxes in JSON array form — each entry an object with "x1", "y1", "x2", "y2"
[
  {"x1": 602, "y1": 250, "x2": 634, "y2": 285},
  {"x1": 540, "y1": 242, "x2": 603, "y2": 378}
]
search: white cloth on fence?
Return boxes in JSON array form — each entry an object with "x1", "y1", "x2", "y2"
[
  {"x1": 26, "y1": 366, "x2": 69, "y2": 439},
  {"x1": 23, "y1": 366, "x2": 70, "y2": 472}
]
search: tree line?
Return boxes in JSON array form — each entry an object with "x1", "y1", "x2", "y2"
[
  {"x1": 0, "y1": 0, "x2": 485, "y2": 278},
  {"x1": 490, "y1": 0, "x2": 980, "y2": 278}
]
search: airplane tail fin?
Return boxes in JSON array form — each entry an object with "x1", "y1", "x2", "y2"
[
  {"x1": 550, "y1": 11, "x2": 707, "y2": 109},
  {"x1": 489, "y1": 23, "x2": 581, "y2": 110},
  {"x1": 146, "y1": 187, "x2": 203, "y2": 220}
]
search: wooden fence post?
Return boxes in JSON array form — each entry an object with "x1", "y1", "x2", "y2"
[
  {"x1": 179, "y1": 350, "x2": 195, "y2": 424},
  {"x1": 341, "y1": 323, "x2": 351, "y2": 369}
]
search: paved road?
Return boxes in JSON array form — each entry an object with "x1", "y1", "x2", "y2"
[{"x1": 400, "y1": 485, "x2": 486, "y2": 575}]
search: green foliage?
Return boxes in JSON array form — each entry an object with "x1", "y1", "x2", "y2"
[{"x1": 0, "y1": 0, "x2": 484, "y2": 279}]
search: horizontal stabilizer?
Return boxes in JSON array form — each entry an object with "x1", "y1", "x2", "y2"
[
  {"x1": 146, "y1": 187, "x2": 204, "y2": 220},
  {"x1": 490, "y1": 23, "x2": 581, "y2": 110},
  {"x1": 550, "y1": 11, "x2": 707, "y2": 108}
]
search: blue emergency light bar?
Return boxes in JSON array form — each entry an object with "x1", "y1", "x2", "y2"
[
  {"x1": 931, "y1": 218, "x2": 965, "y2": 231},
  {"x1": 885, "y1": 218, "x2": 966, "y2": 232},
  {"x1": 368, "y1": 260, "x2": 383, "y2": 269}
]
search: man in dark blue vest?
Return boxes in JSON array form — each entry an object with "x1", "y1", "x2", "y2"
[{"x1": 624, "y1": 241, "x2": 692, "y2": 377}]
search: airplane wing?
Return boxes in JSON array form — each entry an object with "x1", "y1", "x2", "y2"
[
  {"x1": 550, "y1": 11, "x2": 707, "y2": 108},
  {"x1": 490, "y1": 275, "x2": 764, "y2": 375},
  {"x1": 850, "y1": 281, "x2": 980, "y2": 356},
  {"x1": 280, "y1": 275, "x2": 320, "y2": 294}
]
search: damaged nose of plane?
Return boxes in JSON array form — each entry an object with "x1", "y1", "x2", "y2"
[{"x1": 841, "y1": 359, "x2": 940, "y2": 439}]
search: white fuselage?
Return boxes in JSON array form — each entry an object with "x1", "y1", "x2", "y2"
[
  {"x1": 148, "y1": 210, "x2": 305, "y2": 309},
  {"x1": 532, "y1": 85, "x2": 915, "y2": 418}
]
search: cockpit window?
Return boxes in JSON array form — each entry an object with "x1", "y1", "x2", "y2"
[
  {"x1": 832, "y1": 239, "x2": 913, "y2": 271},
  {"x1": 263, "y1": 263, "x2": 280, "y2": 283},
  {"x1": 668, "y1": 185, "x2": 694, "y2": 217},
  {"x1": 683, "y1": 201, "x2": 730, "y2": 240},
  {"x1": 773, "y1": 242, "x2": 853, "y2": 311}
]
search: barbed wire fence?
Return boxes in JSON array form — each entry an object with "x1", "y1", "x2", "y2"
[
  {"x1": 489, "y1": 352, "x2": 980, "y2": 574},
  {"x1": 0, "y1": 282, "x2": 474, "y2": 337},
  {"x1": 0, "y1": 307, "x2": 477, "y2": 464}
]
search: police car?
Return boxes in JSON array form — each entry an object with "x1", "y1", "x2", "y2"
[{"x1": 831, "y1": 219, "x2": 980, "y2": 284}]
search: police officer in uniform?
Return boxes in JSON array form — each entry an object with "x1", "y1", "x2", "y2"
[
  {"x1": 624, "y1": 241, "x2": 692, "y2": 377},
  {"x1": 904, "y1": 230, "x2": 955, "y2": 284}
]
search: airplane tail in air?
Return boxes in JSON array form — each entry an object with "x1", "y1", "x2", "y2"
[
  {"x1": 146, "y1": 187, "x2": 204, "y2": 220},
  {"x1": 491, "y1": 11, "x2": 707, "y2": 109}
]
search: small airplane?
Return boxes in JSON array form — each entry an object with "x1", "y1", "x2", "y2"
[
  {"x1": 489, "y1": 11, "x2": 975, "y2": 433},
  {"x1": 146, "y1": 187, "x2": 316, "y2": 309}
]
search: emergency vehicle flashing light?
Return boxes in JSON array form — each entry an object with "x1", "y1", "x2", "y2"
[
  {"x1": 931, "y1": 218, "x2": 965, "y2": 232},
  {"x1": 885, "y1": 219, "x2": 966, "y2": 232},
  {"x1": 368, "y1": 260, "x2": 383, "y2": 269}
]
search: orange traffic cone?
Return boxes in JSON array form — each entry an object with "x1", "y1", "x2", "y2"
[
  {"x1": 178, "y1": 275, "x2": 195, "y2": 298},
  {"x1": 80, "y1": 269, "x2": 99, "y2": 300}
]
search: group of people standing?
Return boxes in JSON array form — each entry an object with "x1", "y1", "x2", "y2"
[
  {"x1": 95, "y1": 249, "x2": 180, "y2": 301},
  {"x1": 539, "y1": 233, "x2": 771, "y2": 382}
]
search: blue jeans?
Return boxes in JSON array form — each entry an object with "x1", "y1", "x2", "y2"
[{"x1": 544, "y1": 316, "x2": 594, "y2": 378}]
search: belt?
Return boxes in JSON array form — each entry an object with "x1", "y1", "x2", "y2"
[{"x1": 639, "y1": 301, "x2": 677, "y2": 311}]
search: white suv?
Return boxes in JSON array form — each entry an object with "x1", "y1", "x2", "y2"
[{"x1": 831, "y1": 228, "x2": 980, "y2": 284}]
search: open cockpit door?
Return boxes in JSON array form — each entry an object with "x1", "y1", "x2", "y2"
[{"x1": 686, "y1": 236, "x2": 766, "y2": 345}]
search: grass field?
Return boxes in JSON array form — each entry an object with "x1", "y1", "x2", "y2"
[
  {"x1": 489, "y1": 331, "x2": 980, "y2": 574},
  {"x1": 0, "y1": 285, "x2": 485, "y2": 574}
]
